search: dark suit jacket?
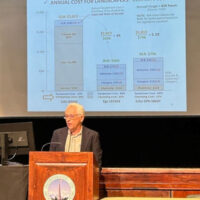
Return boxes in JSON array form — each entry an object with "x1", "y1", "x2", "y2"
[{"x1": 49, "y1": 126, "x2": 102, "y2": 168}]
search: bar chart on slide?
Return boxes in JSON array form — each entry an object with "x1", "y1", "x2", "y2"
[{"x1": 27, "y1": 0, "x2": 186, "y2": 112}]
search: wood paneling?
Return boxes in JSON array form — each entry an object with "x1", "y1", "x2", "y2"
[{"x1": 100, "y1": 168, "x2": 200, "y2": 198}]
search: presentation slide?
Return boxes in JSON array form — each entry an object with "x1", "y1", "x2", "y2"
[{"x1": 27, "y1": 0, "x2": 186, "y2": 112}]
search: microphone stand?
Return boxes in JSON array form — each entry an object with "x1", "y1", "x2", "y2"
[{"x1": 41, "y1": 142, "x2": 61, "y2": 151}]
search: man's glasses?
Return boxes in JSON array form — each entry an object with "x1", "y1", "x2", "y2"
[{"x1": 63, "y1": 114, "x2": 81, "y2": 120}]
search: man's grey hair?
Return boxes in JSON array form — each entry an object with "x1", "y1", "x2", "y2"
[{"x1": 66, "y1": 102, "x2": 85, "y2": 116}]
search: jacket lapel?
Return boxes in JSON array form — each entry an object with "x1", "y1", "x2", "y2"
[
  {"x1": 81, "y1": 126, "x2": 88, "y2": 151},
  {"x1": 61, "y1": 127, "x2": 68, "y2": 151}
]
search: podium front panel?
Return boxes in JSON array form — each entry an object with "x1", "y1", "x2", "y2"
[{"x1": 29, "y1": 152, "x2": 99, "y2": 200}]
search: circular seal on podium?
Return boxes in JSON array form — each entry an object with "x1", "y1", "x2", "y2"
[{"x1": 43, "y1": 174, "x2": 76, "y2": 200}]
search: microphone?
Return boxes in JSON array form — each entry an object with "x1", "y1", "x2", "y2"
[{"x1": 41, "y1": 142, "x2": 61, "y2": 151}]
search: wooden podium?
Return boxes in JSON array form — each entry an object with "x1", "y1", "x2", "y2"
[{"x1": 28, "y1": 151, "x2": 99, "y2": 200}]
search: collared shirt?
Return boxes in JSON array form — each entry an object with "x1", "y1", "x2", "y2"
[{"x1": 64, "y1": 128, "x2": 82, "y2": 152}]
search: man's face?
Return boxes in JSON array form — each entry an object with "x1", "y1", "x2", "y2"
[{"x1": 64, "y1": 106, "x2": 84, "y2": 134}]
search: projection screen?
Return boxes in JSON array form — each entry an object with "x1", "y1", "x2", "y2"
[{"x1": 0, "y1": 0, "x2": 199, "y2": 117}]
